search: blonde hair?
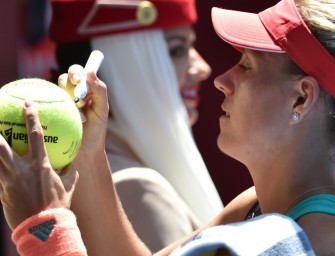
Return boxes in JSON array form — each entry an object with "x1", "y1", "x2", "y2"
[
  {"x1": 295, "y1": 0, "x2": 335, "y2": 135},
  {"x1": 296, "y1": 0, "x2": 335, "y2": 56}
]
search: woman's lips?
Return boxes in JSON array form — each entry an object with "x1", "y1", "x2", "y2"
[{"x1": 181, "y1": 85, "x2": 200, "y2": 105}]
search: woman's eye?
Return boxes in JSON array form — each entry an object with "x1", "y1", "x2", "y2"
[
  {"x1": 169, "y1": 46, "x2": 188, "y2": 58},
  {"x1": 238, "y1": 64, "x2": 251, "y2": 72}
]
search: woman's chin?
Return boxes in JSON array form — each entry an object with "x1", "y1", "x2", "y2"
[{"x1": 188, "y1": 109, "x2": 199, "y2": 126}]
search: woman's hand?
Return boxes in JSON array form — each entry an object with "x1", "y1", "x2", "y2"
[
  {"x1": 0, "y1": 100, "x2": 78, "y2": 230},
  {"x1": 57, "y1": 65, "x2": 153, "y2": 256},
  {"x1": 58, "y1": 65, "x2": 109, "y2": 154},
  {"x1": 0, "y1": 64, "x2": 108, "y2": 233}
]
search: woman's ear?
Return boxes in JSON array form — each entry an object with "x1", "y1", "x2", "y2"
[{"x1": 291, "y1": 76, "x2": 320, "y2": 124}]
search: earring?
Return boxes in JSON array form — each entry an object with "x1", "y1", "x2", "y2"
[{"x1": 292, "y1": 112, "x2": 300, "y2": 122}]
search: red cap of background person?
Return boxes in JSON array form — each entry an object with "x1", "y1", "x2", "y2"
[
  {"x1": 211, "y1": 0, "x2": 335, "y2": 98},
  {"x1": 49, "y1": 0, "x2": 197, "y2": 43}
]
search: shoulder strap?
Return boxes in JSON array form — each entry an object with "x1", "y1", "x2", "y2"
[
  {"x1": 287, "y1": 194, "x2": 335, "y2": 221},
  {"x1": 245, "y1": 201, "x2": 262, "y2": 220}
]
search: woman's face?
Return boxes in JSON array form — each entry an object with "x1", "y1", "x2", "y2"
[
  {"x1": 164, "y1": 26, "x2": 212, "y2": 126},
  {"x1": 214, "y1": 49, "x2": 296, "y2": 164}
]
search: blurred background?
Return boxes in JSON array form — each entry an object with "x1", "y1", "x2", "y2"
[{"x1": 0, "y1": 0, "x2": 278, "y2": 254}]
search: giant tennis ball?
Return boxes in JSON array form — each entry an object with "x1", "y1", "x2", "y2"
[{"x1": 0, "y1": 78, "x2": 83, "y2": 173}]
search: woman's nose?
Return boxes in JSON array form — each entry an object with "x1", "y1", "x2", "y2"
[
  {"x1": 214, "y1": 69, "x2": 234, "y2": 97},
  {"x1": 187, "y1": 48, "x2": 212, "y2": 84}
]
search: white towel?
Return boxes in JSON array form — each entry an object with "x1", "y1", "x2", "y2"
[{"x1": 170, "y1": 213, "x2": 315, "y2": 256}]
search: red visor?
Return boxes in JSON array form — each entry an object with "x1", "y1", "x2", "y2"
[
  {"x1": 50, "y1": 0, "x2": 197, "y2": 43},
  {"x1": 211, "y1": 0, "x2": 335, "y2": 98}
]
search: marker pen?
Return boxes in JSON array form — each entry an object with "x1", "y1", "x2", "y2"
[{"x1": 74, "y1": 50, "x2": 104, "y2": 103}]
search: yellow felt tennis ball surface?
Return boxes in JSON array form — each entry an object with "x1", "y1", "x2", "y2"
[{"x1": 0, "y1": 78, "x2": 83, "y2": 173}]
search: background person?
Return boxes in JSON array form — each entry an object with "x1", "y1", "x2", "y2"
[{"x1": 49, "y1": 0, "x2": 223, "y2": 252}]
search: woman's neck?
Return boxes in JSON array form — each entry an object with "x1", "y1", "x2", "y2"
[{"x1": 250, "y1": 150, "x2": 334, "y2": 215}]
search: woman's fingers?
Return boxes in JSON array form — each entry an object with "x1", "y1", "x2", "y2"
[
  {"x1": 85, "y1": 72, "x2": 109, "y2": 122},
  {"x1": 0, "y1": 127, "x2": 21, "y2": 182},
  {"x1": 59, "y1": 65, "x2": 87, "y2": 109},
  {"x1": 0, "y1": 134, "x2": 14, "y2": 178},
  {"x1": 58, "y1": 73, "x2": 76, "y2": 99},
  {"x1": 22, "y1": 100, "x2": 49, "y2": 167},
  {"x1": 67, "y1": 64, "x2": 84, "y2": 85}
]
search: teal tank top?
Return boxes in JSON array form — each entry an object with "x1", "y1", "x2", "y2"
[{"x1": 287, "y1": 194, "x2": 335, "y2": 221}]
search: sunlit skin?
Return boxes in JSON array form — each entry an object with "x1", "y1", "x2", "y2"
[
  {"x1": 214, "y1": 49, "x2": 302, "y2": 168},
  {"x1": 213, "y1": 49, "x2": 333, "y2": 216},
  {"x1": 212, "y1": 48, "x2": 335, "y2": 255},
  {"x1": 164, "y1": 26, "x2": 212, "y2": 126}
]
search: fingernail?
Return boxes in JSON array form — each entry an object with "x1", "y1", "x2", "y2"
[
  {"x1": 92, "y1": 72, "x2": 98, "y2": 81},
  {"x1": 73, "y1": 73, "x2": 81, "y2": 82},
  {"x1": 24, "y1": 99, "x2": 34, "y2": 108}
]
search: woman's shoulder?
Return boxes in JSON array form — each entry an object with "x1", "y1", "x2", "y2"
[{"x1": 205, "y1": 186, "x2": 258, "y2": 227}]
